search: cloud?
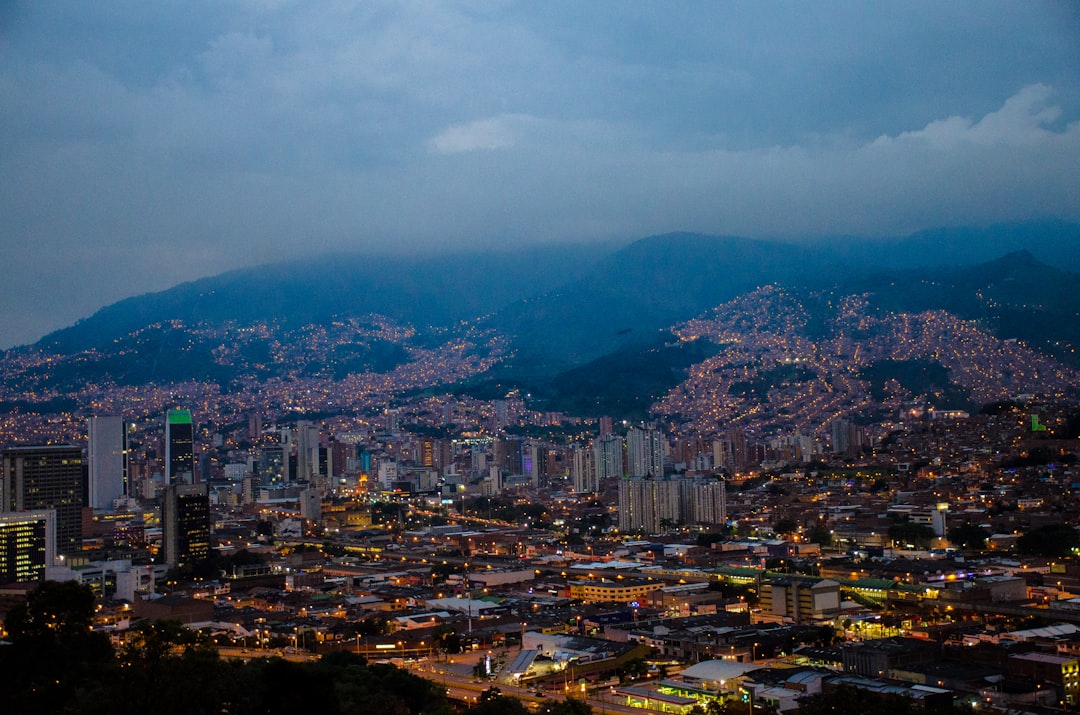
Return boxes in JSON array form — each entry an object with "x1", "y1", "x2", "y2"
[
  {"x1": 883, "y1": 83, "x2": 1064, "y2": 148},
  {"x1": 428, "y1": 115, "x2": 526, "y2": 154},
  {"x1": 0, "y1": 3, "x2": 1078, "y2": 347}
]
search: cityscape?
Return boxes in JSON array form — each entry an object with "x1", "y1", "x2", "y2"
[
  {"x1": 3, "y1": 3, "x2": 1080, "y2": 715},
  {"x1": 3, "y1": 280, "x2": 1080, "y2": 714}
]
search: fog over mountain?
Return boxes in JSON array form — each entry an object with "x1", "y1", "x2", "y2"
[{"x1": 2, "y1": 4, "x2": 1078, "y2": 347}]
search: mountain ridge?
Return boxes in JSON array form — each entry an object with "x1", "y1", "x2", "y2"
[{"x1": 3, "y1": 222, "x2": 1078, "y2": 424}]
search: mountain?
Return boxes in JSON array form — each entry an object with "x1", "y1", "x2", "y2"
[
  {"x1": 3, "y1": 221, "x2": 1079, "y2": 423},
  {"x1": 850, "y1": 250, "x2": 1080, "y2": 366},
  {"x1": 808, "y1": 219, "x2": 1080, "y2": 273},
  {"x1": 481, "y1": 232, "x2": 825, "y2": 374},
  {"x1": 36, "y1": 242, "x2": 616, "y2": 354},
  {"x1": 477, "y1": 249, "x2": 1080, "y2": 419},
  {"x1": 650, "y1": 284, "x2": 1080, "y2": 435}
]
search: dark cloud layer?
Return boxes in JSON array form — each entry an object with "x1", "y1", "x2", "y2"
[{"x1": 1, "y1": 1, "x2": 1078, "y2": 347}]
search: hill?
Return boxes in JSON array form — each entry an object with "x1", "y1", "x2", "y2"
[
  {"x1": 1, "y1": 222, "x2": 1078, "y2": 423},
  {"x1": 36, "y1": 243, "x2": 614, "y2": 354}
]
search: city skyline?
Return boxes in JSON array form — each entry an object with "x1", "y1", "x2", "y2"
[{"x1": 2, "y1": 2, "x2": 1079, "y2": 347}]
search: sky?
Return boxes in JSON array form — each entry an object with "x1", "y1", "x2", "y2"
[{"x1": 2, "y1": 1, "x2": 1079, "y2": 349}]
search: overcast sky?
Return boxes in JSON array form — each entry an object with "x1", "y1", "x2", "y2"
[{"x1": 2, "y1": 1, "x2": 1079, "y2": 348}]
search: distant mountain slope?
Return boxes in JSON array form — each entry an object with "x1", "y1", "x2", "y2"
[
  {"x1": 37, "y1": 243, "x2": 614, "y2": 353},
  {"x1": 652, "y1": 286, "x2": 1080, "y2": 435},
  {"x1": 3, "y1": 222, "x2": 1078, "y2": 422},
  {"x1": 526, "y1": 251, "x2": 1080, "y2": 421},
  {"x1": 810, "y1": 219, "x2": 1080, "y2": 272},
  {"x1": 31, "y1": 221, "x2": 1080, "y2": 361},
  {"x1": 850, "y1": 250, "x2": 1080, "y2": 366},
  {"x1": 484, "y1": 232, "x2": 827, "y2": 372}
]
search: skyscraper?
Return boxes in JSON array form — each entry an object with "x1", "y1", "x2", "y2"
[
  {"x1": 88, "y1": 415, "x2": 128, "y2": 509},
  {"x1": 165, "y1": 409, "x2": 195, "y2": 484},
  {"x1": 161, "y1": 482, "x2": 210, "y2": 568},
  {"x1": 2, "y1": 445, "x2": 84, "y2": 556},
  {"x1": 294, "y1": 421, "x2": 321, "y2": 483}
]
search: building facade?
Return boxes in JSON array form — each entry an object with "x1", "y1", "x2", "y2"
[
  {"x1": 162, "y1": 483, "x2": 210, "y2": 568},
  {"x1": 88, "y1": 415, "x2": 128, "y2": 510},
  {"x1": 0, "y1": 510, "x2": 56, "y2": 584},
  {"x1": 2, "y1": 445, "x2": 84, "y2": 556},
  {"x1": 165, "y1": 409, "x2": 195, "y2": 484}
]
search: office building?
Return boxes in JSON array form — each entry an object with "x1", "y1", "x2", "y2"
[
  {"x1": 165, "y1": 409, "x2": 195, "y2": 484},
  {"x1": 493, "y1": 437, "x2": 523, "y2": 475},
  {"x1": 2, "y1": 445, "x2": 83, "y2": 556},
  {"x1": 294, "y1": 421, "x2": 321, "y2": 483},
  {"x1": 88, "y1": 415, "x2": 128, "y2": 509},
  {"x1": 161, "y1": 483, "x2": 210, "y2": 568},
  {"x1": 0, "y1": 510, "x2": 56, "y2": 584}
]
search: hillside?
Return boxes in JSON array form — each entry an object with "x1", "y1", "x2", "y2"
[
  {"x1": 36, "y1": 243, "x2": 614, "y2": 354},
  {"x1": 652, "y1": 286, "x2": 1080, "y2": 435},
  {"x1": 1, "y1": 223, "x2": 1078, "y2": 424}
]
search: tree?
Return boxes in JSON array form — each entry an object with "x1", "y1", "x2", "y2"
[
  {"x1": 887, "y1": 520, "x2": 935, "y2": 549},
  {"x1": 4, "y1": 579, "x2": 96, "y2": 642},
  {"x1": 1018, "y1": 524, "x2": 1080, "y2": 557},
  {"x1": 2, "y1": 601, "x2": 457, "y2": 715},
  {"x1": 468, "y1": 694, "x2": 530, "y2": 715},
  {"x1": 948, "y1": 522, "x2": 989, "y2": 550},
  {"x1": 433, "y1": 625, "x2": 462, "y2": 654},
  {"x1": 807, "y1": 524, "x2": 832, "y2": 546},
  {"x1": 0, "y1": 581, "x2": 114, "y2": 714},
  {"x1": 773, "y1": 518, "x2": 798, "y2": 536}
]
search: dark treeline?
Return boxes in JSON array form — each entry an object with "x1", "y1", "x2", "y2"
[{"x1": 1, "y1": 581, "x2": 593, "y2": 715}]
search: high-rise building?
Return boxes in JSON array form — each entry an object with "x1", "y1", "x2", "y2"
[
  {"x1": 524, "y1": 444, "x2": 549, "y2": 487},
  {"x1": 618, "y1": 476, "x2": 728, "y2": 533},
  {"x1": 165, "y1": 409, "x2": 195, "y2": 484},
  {"x1": 571, "y1": 446, "x2": 598, "y2": 494},
  {"x1": 598, "y1": 416, "x2": 614, "y2": 437},
  {"x1": 161, "y1": 483, "x2": 210, "y2": 568},
  {"x1": 618, "y1": 477, "x2": 679, "y2": 533},
  {"x1": 2, "y1": 445, "x2": 84, "y2": 556},
  {"x1": 493, "y1": 437, "x2": 523, "y2": 475},
  {"x1": 681, "y1": 477, "x2": 727, "y2": 526},
  {"x1": 0, "y1": 510, "x2": 56, "y2": 584},
  {"x1": 88, "y1": 415, "x2": 128, "y2": 509},
  {"x1": 593, "y1": 434, "x2": 624, "y2": 480},
  {"x1": 247, "y1": 413, "x2": 263, "y2": 441},
  {"x1": 300, "y1": 488, "x2": 322, "y2": 522},
  {"x1": 626, "y1": 425, "x2": 665, "y2": 477},
  {"x1": 294, "y1": 421, "x2": 321, "y2": 483},
  {"x1": 419, "y1": 437, "x2": 436, "y2": 468},
  {"x1": 384, "y1": 408, "x2": 401, "y2": 434}
]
